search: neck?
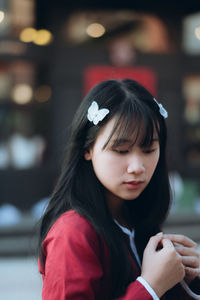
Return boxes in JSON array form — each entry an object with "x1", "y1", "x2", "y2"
[
  {"x1": 106, "y1": 191, "x2": 124, "y2": 217},
  {"x1": 106, "y1": 191, "x2": 132, "y2": 230}
]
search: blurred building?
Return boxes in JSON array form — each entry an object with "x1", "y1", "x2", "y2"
[{"x1": 0, "y1": 0, "x2": 200, "y2": 256}]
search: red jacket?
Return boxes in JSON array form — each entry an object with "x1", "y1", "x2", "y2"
[{"x1": 39, "y1": 210, "x2": 199, "y2": 300}]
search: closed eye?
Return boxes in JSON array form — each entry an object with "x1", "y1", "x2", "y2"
[
  {"x1": 143, "y1": 148, "x2": 157, "y2": 154},
  {"x1": 117, "y1": 150, "x2": 129, "y2": 154},
  {"x1": 112, "y1": 149, "x2": 129, "y2": 154}
]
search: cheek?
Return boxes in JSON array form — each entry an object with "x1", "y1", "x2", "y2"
[
  {"x1": 144, "y1": 150, "x2": 159, "y2": 175},
  {"x1": 92, "y1": 151, "x2": 123, "y2": 178},
  {"x1": 149, "y1": 152, "x2": 160, "y2": 173}
]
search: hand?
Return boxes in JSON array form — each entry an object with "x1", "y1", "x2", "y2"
[
  {"x1": 163, "y1": 234, "x2": 200, "y2": 284},
  {"x1": 141, "y1": 233, "x2": 185, "y2": 298}
]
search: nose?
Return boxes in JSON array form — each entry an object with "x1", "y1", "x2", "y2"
[{"x1": 127, "y1": 155, "x2": 145, "y2": 174}]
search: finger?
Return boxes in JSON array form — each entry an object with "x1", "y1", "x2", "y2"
[
  {"x1": 163, "y1": 234, "x2": 197, "y2": 248},
  {"x1": 175, "y1": 244, "x2": 200, "y2": 258},
  {"x1": 161, "y1": 238, "x2": 175, "y2": 250},
  {"x1": 182, "y1": 256, "x2": 200, "y2": 268},
  {"x1": 147, "y1": 232, "x2": 163, "y2": 252},
  {"x1": 163, "y1": 234, "x2": 196, "y2": 247},
  {"x1": 185, "y1": 266, "x2": 200, "y2": 278}
]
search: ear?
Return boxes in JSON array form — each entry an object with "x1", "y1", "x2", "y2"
[{"x1": 84, "y1": 149, "x2": 92, "y2": 160}]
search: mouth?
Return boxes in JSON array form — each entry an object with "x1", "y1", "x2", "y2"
[{"x1": 124, "y1": 180, "x2": 144, "y2": 189}]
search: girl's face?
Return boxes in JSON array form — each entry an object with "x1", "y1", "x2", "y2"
[{"x1": 85, "y1": 117, "x2": 160, "y2": 207}]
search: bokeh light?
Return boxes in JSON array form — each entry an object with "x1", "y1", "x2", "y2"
[
  {"x1": 194, "y1": 26, "x2": 200, "y2": 40},
  {"x1": 35, "y1": 85, "x2": 52, "y2": 102},
  {"x1": 86, "y1": 23, "x2": 106, "y2": 38},
  {"x1": 0, "y1": 10, "x2": 5, "y2": 23},
  {"x1": 12, "y1": 84, "x2": 33, "y2": 104},
  {"x1": 33, "y1": 29, "x2": 53, "y2": 45},
  {"x1": 19, "y1": 27, "x2": 37, "y2": 43}
]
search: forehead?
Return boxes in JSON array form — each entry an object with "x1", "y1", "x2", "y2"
[{"x1": 97, "y1": 115, "x2": 159, "y2": 148}]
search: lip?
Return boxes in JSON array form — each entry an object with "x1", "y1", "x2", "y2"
[{"x1": 124, "y1": 180, "x2": 144, "y2": 189}]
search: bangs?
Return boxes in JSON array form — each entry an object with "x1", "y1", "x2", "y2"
[{"x1": 103, "y1": 101, "x2": 160, "y2": 149}]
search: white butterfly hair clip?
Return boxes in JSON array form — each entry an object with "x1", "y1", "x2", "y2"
[
  {"x1": 153, "y1": 98, "x2": 168, "y2": 119},
  {"x1": 87, "y1": 101, "x2": 110, "y2": 125}
]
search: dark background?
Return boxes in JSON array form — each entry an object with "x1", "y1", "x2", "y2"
[{"x1": 1, "y1": 1, "x2": 200, "y2": 210}]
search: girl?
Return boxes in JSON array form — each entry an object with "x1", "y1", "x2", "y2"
[{"x1": 38, "y1": 79, "x2": 200, "y2": 299}]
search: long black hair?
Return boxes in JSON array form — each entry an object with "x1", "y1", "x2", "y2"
[{"x1": 39, "y1": 79, "x2": 170, "y2": 298}]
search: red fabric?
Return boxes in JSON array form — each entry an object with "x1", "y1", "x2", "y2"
[
  {"x1": 39, "y1": 210, "x2": 198, "y2": 300},
  {"x1": 83, "y1": 65, "x2": 157, "y2": 97},
  {"x1": 116, "y1": 281, "x2": 153, "y2": 300}
]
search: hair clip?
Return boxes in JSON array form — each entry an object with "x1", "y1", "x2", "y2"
[
  {"x1": 87, "y1": 101, "x2": 110, "y2": 125},
  {"x1": 153, "y1": 98, "x2": 168, "y2": 119}
]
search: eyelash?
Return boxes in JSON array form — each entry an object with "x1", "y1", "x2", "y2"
[
  {"x1": 116, "y1": 150, "x2": 129, "y2": 154},
  {"x1": 143, "y1": 149, "x2": 156, "y2": 154},
  {"x1": 114, "y1": 148, "x2": 157, "y2": 154}
]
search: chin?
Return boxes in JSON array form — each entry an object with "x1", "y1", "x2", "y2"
[
  {"x1": 122, "y1": 194, "x2": 139, "y2": 200},
  {"x1": 123, "y1": 191, "x2": 143, "y2": 200}
]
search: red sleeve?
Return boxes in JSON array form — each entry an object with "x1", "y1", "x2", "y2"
[
  {"x1": 41, "y1": 215, "x2": 104, "y2": 300},
  {"x1": 116, "y1": 281, "x2": 153, "y2": 300},
  {"x1": 39, "y1": 212, "x2": 154, "y2": 300}
]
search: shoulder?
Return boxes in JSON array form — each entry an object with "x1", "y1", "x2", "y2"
[
  {"x1": 40, "y1": 210, "x2": 109, "y2": 277},
  {"x1": 43, "y1": 210, "x2": 99, "y2": 247},
  {"x1": 50, "y1": 209, "x2": 96, "y2": 233}
]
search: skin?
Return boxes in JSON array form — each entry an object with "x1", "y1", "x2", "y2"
[
  {"x1": 163, "y1": 234, "x2": 200, "y2": 284},
  {"x1": 141, "y1": 233, "x2": 185, "y2": 297},
  {"x1": 85, "y1": 116, "x2": 200, "y2": 296},
  {"x1": 85, "y1": 118, "x2": 160, "y2": 221}
]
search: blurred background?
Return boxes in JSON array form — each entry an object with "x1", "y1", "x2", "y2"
[{"x1": 0, "y1": 0, "x2": 200, "y2": 299}]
